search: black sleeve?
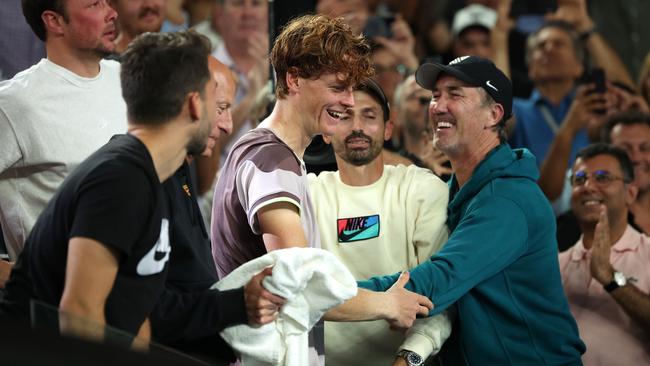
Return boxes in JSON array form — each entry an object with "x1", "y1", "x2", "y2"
[
  {"x1": 69, "y1": 161, "x2": 154, "y2": 256},
  {"x1": 150, "y1": 285, "x2": 248, "y2": 343}
]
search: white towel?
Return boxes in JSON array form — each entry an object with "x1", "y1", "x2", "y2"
[{"x1": 213, "y1": 247, "x2": 358, "y2": 366}]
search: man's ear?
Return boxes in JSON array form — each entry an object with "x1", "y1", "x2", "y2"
[
  {"x1": 625, "y1": 183, "x2": 639, "y2": 206},
  {"x1": 491, "y1": 103, "x2": 505, "y2": 125},
  {"x1": 286, "y1": 67, "x2": 300, "y2": 94},
  {"x1": 384, "y1": 119, "x2": 394, "y2": 141},
  {"x1": 42, "y1": 10, "x2": 66, "y2": 38},
  {"x1": 322, "y1": 134, "x2": 332, "y2": 144},
  {"x1": 188, "y1": 92, "x2": 203, "y2": 122}
]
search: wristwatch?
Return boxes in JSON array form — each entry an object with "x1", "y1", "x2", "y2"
[
  {"x1": 397, "y1": 350, "x2": 424, "y2": 366},
  {"x1": 604, "y1": 271, "x2": 627, "y2": 293}
]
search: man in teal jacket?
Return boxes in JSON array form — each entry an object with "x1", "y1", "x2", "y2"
[{"x1": 359, "y1": 56, "x2": 585, "y2": 365}]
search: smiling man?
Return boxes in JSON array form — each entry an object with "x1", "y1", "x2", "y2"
[
  {"x1": 211, "y1": 15, "x2": 434, "y2": 366},
  {"x1": 0, "y1": 0, "x2": 126, "y2": 277},
  {"x1": 559, "y1": 143, "x2": 650, "y2": 364},
  {"x1": 309, "y1": 78, "x2": 451, "y2": 366},
  {"x1": 358, "y1": 56, "x2": 585, "y2": 365}
]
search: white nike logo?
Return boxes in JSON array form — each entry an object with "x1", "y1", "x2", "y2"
[
  {"x1": 136, "y1": 218, "x2": 171, "y2": 276},
  {"x1": 486, "y1": 80, "x2": 498, "y2": 92},
  {"x1": 449, "y1": 56, "x2": 469, "y2": 65}
]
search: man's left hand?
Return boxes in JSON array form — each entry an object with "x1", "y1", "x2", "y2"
[{"x1": 589, "y1": 205, "x2": 614, "y2": 284}]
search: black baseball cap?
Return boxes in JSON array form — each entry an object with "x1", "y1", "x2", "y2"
[
  {"x1": 355, "y1": 78, "x2": 390, "y2": 121},
  {"x1": 415, "y1": 56, "x2": 512, "y2": 120}
]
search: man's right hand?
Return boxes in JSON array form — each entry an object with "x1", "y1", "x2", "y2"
[
  {"x1": 561, "y1": 84, "x2": 608, "y2": 136},
  {"x1": 243, "y1": 267, "x2": 287, "y2": 325},
  {"x1": 385, "y1": 271, "x2": 433, "y2": 330}
]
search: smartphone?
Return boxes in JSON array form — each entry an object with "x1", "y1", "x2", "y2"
[{"x1": 581, "y1": 68, "x2": 607, "y2": 114}]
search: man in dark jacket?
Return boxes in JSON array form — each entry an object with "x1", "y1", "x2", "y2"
[{"x1": 359, "y1": 56, "x2": 586, "y2": 365}]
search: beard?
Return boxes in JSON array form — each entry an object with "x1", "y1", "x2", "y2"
[
  {"x1": 337, "y1": 130, "x2": 383, "y2": 166},
  {"x1": 186, "y1": 109, "x2": 211, "y2": 156}
]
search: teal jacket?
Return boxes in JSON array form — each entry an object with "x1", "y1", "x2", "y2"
[{"x1": 359, "y1": 144, "x2": 585, "y2": 365}]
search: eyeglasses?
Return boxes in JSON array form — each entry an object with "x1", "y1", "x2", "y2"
[{"x1": 571, "y1": 170, "x2": 627, "y2": 187}]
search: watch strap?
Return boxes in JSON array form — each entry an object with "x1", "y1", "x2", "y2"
[{"x1": 603, "y1": 280, "x2": 620, "y2": 292}]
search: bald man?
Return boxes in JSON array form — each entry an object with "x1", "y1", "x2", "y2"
[
  {"x1": 150, "y1": 57, "x2": 283, "y2": 362},
  {"x1": 195, "y1": 58, "x2": 237, "y2": 195}
]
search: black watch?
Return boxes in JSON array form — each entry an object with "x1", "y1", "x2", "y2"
[
  {"x1": 397, "y1": 350, "x2": 424, "y2": 366},
  {"x1": 604, "y1": 271, "x2": 627, "y2": 293}
]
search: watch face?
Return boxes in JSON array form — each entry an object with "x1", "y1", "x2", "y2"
[
  {"x1": 407, "y1": 352, "x2": 423, "y2": 365},
  {"x1": 614, "y1": 271, "x2": 627, "y2": 286}
]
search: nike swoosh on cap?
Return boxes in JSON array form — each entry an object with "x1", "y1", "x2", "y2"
[{"x1": 486, "y1": 80, "x2": 498, "y2": 92}]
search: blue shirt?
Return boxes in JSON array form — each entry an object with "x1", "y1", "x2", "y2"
[{"x1": 509, "y1": 89, "x2": 589, "y2": 167}]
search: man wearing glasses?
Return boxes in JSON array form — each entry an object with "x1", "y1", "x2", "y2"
[{"x1": 559, "y1": 143, "x2": 650, "y2": 364}]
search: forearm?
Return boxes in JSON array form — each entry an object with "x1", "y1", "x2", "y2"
[
  {"x1": 585, "y1": 33, "x2": 634, "y2": 87},
  {"x1": 324, "y1": 288, "x2": 392, "y2": 322},
  {"x1": 491, "y1": 29, "x2": 511, "y2": 79},
  {"x1": 151, "y1": 287, "x2": 247, "y2": 343},
  {"x1": 538, "y1": 128, "x2": 574, "y2": 200},
  {"x1": 58, "y1": 297, "x2": 106, "y2": 342},
  {"x1": 611, "y1": 284, "x2": 650, "y2": 335}
]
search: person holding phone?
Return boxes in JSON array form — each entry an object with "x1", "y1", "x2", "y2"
[{"x1": 509, "y1": 0, "x2": 634, "y2": 215}]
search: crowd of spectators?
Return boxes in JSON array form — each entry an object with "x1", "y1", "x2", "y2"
[{"x1": 1, "y1": 0, "x2": 649, "y2": 364}]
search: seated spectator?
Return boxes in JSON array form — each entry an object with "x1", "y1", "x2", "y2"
[
  {"x1": 309, "y1": 78, "x2": 451, "y2": 365},
  {"x1": 559, "y1": 143, "x2": 650, "y2": 365}
]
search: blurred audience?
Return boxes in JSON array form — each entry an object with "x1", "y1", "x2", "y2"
[
  {"x1": 639, "y1": 53, "x2": 650, "y2": 106},
  {"x1": 161, "y1": 0, "x2": 189, "y2": 32},
  {"x1": 392, "y1": 75, "x2": 451, "y2": 178},
  {"x1": 192, "y1": 0, "x2": 223, "y2": 51},
  {"x1": 110, "y1": 0, "x2": 166, "y2": 54},
  {"x1": 0, "y1": 0, "x2": 45, "y2": 80},
  {"x1": 588, "y1": 0, "x2": 650, "y2": 81},
  {"x1": 450, "y1": 3, "x2": 496, "y2": 60},
  {"x1": 510, "y1": 0, "x2": 633, "y2": 215}
]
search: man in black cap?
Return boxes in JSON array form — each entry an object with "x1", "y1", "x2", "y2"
[{"x1": 358, "y1": 56, "x2": 586, "y2": 365}]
